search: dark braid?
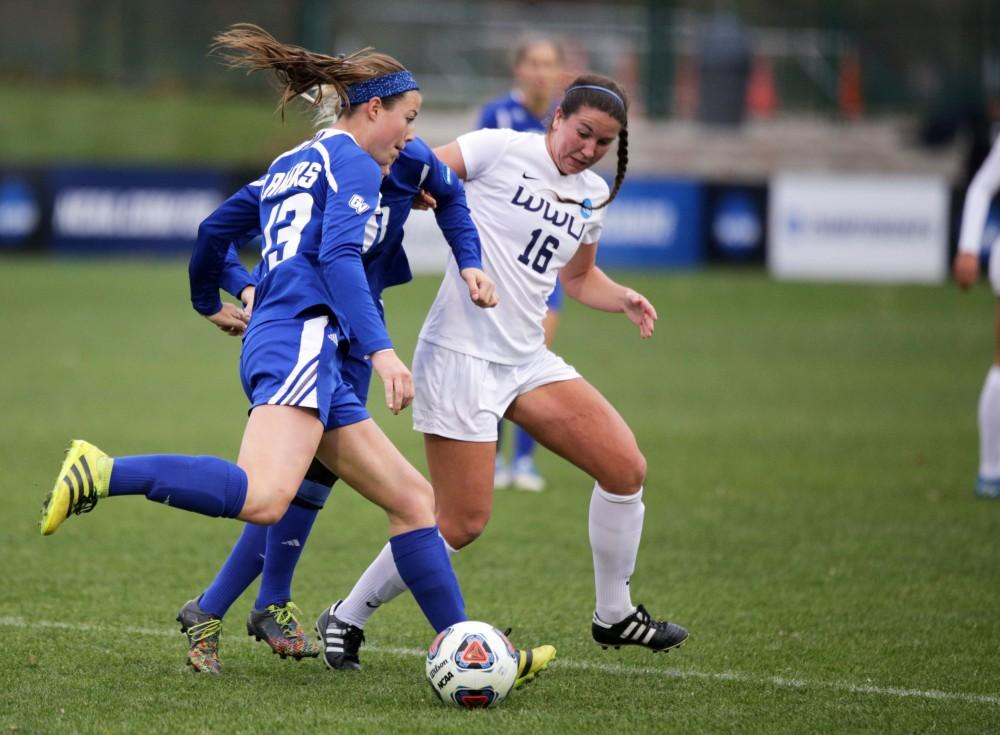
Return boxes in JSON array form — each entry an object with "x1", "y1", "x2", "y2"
[
  {"x1": 551, "y1": 73, "x2": 629, "y2": 210},
  {"x1": 606, "y1": 125, "x2": 628, "y2": 208}
]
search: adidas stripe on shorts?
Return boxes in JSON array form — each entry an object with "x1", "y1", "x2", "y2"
[{"x1": 240, "y1": 313, "x2": 369, "y2": 431}]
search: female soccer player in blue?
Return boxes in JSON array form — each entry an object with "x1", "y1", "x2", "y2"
[
  {"x1": 173, "y1": 133, "x2": 525, "y2": 674},
  {"x1": 38, "y1": 25, "x2": 552, "y2": 683}
]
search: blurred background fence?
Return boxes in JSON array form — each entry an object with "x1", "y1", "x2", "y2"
[
  {"x1": 1, "y1": 0, "x2": 999, "y2": 280},
  {"x1": 2, "y1": 0, "x2": 997, "y2": 116}
]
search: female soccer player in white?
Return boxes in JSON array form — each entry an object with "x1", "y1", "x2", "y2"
[
  {"x1": 953, "y1": 133, "x2": 1000, "y2": 499},
  {"x1": 39, "y1": 24, "x2": 483, "y2": 647},
  {"x1": 318, "y1": 74, "x2": 689, "y2": 665}
]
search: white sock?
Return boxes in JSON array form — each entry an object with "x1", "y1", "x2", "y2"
[
  {"x1": 589, "y1": 482, "x2": 643, "y2": 623},
  {"x1": 978, "y1": 365, "x2": 1000, "y2": 479},
  {"x1": 335, "y1": 535, "x2": 458, "y2": 629}
]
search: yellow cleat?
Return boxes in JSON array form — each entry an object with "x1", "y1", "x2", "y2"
[
  {"x1": 514, "y1": 644, "x2": 556, "y2": 689},
  {"x1": 40, "y1": 439, "x2": 111, "y2": 536}
]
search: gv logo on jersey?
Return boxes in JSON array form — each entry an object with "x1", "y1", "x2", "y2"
[{"x1": 348, "y1": 194, "x2": 370, "y2": 215}]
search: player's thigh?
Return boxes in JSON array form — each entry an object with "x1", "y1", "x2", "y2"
[
  {"x1": 506, "y1": 378, "x2": 645, "y2": 493},
  {"x1": 237, "y1": 404, "x2": 324, "y2": 522},
  {"x1": 424, "y1": 434, "x2": 496, "y2": 548},
  {"x1": 315, "y1": 418, "x2": 434, "y2": 531}
]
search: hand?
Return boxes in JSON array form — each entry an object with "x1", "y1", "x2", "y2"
[
  {"x1": 953, "y1": 252, "x2": 980, "y2": 290},
  {"x1": 371, "y1": 349, "x2": 414, "y2": 414},
  {"x1": 412, "y1": 189, "x2": 437, "y2": 211},
  {"x1": 240, "y1": 285, "x2": 256, "y2": 318},
  {"x1": 206, "y1": 302, "x2": 250, "y2": 337},
  {"x1": 459, "y1": 267, "x2": 499, "y2": 308},
  {"x1": 623, "y1": 289, "x2": 657, "y2": 338}
]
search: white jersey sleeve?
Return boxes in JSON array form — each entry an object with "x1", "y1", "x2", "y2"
[
  {"x1": 419, "y1": 130, "x2": 610, "y2": 364},
  {"x1": 581, "y1": 201, "x2": 605, "y2": 244},
  {"x1": 958, "y1": 136, "x2": 1000, "y2": 254},
  {"x1": 459, "y1": 128, "x2": 516, "y2": 181}
]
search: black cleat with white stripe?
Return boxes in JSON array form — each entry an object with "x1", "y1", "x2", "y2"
[
  {"x1": 315, "y1": 600, "x2": 365, "y2": 671},
  {"x1": 592, "y1": 604, "x2": 688, "y2": 652}
]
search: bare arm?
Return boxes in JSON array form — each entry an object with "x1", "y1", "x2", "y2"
[
  {"x1": 432, "y1": 141, "x2": 468, "y2": 180},
  {"x1": 429, "y1": 140, "x2": 497, "y2": 306},
  {"x1": 954, "y1": 139, "x2": 1000, "y2": 290},
  {"x1": 561, "y1": 243, "x2": 658, "y2": 338}
]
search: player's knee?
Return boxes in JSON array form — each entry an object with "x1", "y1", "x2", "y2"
[
  {"x1": 240, "y1": 498, "x2": 290, "y2": 525},
  {"x1": 597, "y1": 449, "x2": 646, "y2": 495},
  {"x1": 438, "y1": 510, "x2": 489, "y2": 550},
  {"x1": 389, "y1": 477, "x2": 436, "y2": 528},
  {"x1": 631, "y1": 451, "x2": 648, "y2": 490},
  {"x1": 241, "y1": 478, "x2": 296, "y2": 524}
]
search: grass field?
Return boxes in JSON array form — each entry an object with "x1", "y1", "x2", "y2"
[{"x1": 2, "y1": 259, "x2": 999, "y2": 734}]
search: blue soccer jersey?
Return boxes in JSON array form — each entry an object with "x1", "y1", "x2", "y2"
[
  {"x1": 191, "y1": 136, "x2": 483, "y2": 360},
  {"x1": 190, "y1": 129, "x2": 388, "y2": 356},
  {"x1": 363, "y1": 137, "x2": 481, "y2": 301},
  {"x1": 478, "y1": 90, "x2": 547, "y2": 133}
]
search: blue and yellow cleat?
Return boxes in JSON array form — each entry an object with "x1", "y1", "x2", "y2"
[
  {"x1": 40, "y1": 439, "x2": 111, "y2": 536},
  {"x1": 976, "y1": 476, "x2": 1000, "y2": 499},
  {"x1": 514, "y1": 643, "x2": 556, "y2": 689}
]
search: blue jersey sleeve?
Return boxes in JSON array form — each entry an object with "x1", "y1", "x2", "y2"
[
  {"x1": 219, "y1": 245, "x2": 254, "y2": 300},
  {"x1": 478, "y1": 101, "x2": 499, "y2": 130},
  {"x1": 189, "y1": 184, "x2": 261, "y2": 315},
  {"x1": 423, "y1": 155, "x2": 482, "y2": 271},
  {"x1": 319, "y1": 155, "x2": 391, "y2": 356}
]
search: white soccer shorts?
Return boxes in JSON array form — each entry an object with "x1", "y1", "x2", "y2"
[{"x1": 412, "y1": 339, "x2": 580, "y2": 441}]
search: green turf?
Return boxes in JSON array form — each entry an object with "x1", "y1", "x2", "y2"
[{"x1": 1, "y1": 260, "x2": 998, "y2": 734}]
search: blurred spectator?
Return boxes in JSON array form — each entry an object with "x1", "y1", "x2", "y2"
[
  {"x1": 478, "y1": 37, "x2": 564, "y2": 132},
  {"x1": 951, "y1": 102, "x2": 1000, "y2": 499},
  {"x1": 696, "y1": 12, "x2": 751, "y2": 127}
]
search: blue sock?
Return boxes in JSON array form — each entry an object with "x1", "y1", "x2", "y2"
[
  {"x1": 390, "y1": 526, "x2": 465, "y2": 632},
  {"x1": 514, "y1": 426, "x2": 536, "y2": 464},
  {"x1": 199, "y1": 523, "x2": 267, "y2": 618},
  {"x1": 255, "y1": 500, "x2": 320, "y2": 609},
  {"x1": 108, "y1": 455, "x2": 247, "y2": 518}
]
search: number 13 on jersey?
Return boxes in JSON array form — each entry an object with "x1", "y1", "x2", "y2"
[{"x1": 261, "y1": 192, "x2": 314, "y2": 269}]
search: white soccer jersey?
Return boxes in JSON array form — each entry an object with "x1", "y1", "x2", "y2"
[
  {"x1": 959, "y1": 135, "x2": 1000, "y2": 255},
  {"x1": 419, "y1": 128, "x2": 610, "y2": 364}
]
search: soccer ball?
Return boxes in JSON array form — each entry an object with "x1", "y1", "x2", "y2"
[{"x1": 425, "y1": 620, "x2": 519, "y2": 708}]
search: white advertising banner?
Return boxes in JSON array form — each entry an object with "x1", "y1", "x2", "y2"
[{"x1": 768, "y1": 172, "x2": 949, "y2": 283}]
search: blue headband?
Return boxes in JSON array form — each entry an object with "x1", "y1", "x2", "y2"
[
  {"x1": 565, "y1": 84, "x2": 625, "y2": 109},
  {"x1": 345, "y1": 71, "x2": 419, "y2": 105}
]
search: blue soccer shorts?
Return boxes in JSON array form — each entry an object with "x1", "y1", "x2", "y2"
[{"x1": 240, "y1": 314, "x2": 369, "y2": 431}]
